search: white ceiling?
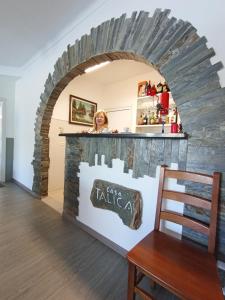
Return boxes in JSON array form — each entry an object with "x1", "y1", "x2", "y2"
[
  {"x1": 0, "y1": 0, "x2": 157, "y2": 83},
  {"x1": 83, "y1": 60, "x2": 155, "y2": 85},
  {"x1": 0, "y1": 0, "x2": 97, "y2": 68}
]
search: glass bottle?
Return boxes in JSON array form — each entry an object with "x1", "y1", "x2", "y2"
[{"x1": 147, "y1": 81, "x2": 151, "y2": 96}]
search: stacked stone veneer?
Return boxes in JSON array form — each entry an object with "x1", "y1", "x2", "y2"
[
  {"x1": 64, "y1": 136, "x2": 188, "y2": 219},
  {"x1": 32, "y1": 9, "x2": 225, "y2": 260}
]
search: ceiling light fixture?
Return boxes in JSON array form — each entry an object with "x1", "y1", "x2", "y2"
[{"x1": 85, "y1": 61, "x2": 110, "y2": 73}]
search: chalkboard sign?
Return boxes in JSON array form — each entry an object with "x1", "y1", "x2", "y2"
[{"x1": 90, "y1": 179, "x2": 142, "y2": 229}]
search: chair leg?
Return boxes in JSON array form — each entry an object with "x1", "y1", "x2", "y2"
[{"x1": 127, "y1": 262, "x2": 137, "y2": 300}]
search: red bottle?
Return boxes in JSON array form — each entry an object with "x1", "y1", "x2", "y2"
[
  {"x1": 147, "y1": 81, "x2": 151, "y2": 96},
  {"x1": 150, "y1": 84, "x2": 157, "y2": 96},
  {"x1": 171, "y1": 123, "x2": 179, "y2": 133},
  {"x1": 160, "y1": 92, "x2": 169, "y2": 116}
]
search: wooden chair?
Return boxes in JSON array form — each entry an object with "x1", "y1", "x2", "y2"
[{"x1": 127, "y1": 166, "x2": 223, "y2": 300}]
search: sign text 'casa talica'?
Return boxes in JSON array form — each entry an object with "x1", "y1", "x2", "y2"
[{"x1": 90, "y1": 179, "x2": 142, "y2": 229}]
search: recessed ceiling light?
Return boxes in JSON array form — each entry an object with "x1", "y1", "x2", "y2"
[{"x1": 85, "y1": 61, "x2": 110, "y2": 73}]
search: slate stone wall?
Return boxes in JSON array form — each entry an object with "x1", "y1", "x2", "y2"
[
  {"x1": 32, "y1": 9, "x2": 225, "y2": 260},
  {"x1": 64, "y1": 135, "x2": 187, "y2": 218}
]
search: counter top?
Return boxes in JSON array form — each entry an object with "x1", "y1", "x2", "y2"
[{"x1": 59, "y1": 132, "x2": 188, "y2": 139}]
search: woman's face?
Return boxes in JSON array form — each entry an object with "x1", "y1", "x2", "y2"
[{"x1": 95, "y1": 113, "x2": 106, "y2": 127}]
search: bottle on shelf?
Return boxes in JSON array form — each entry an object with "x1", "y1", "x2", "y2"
[
  {"x1": 149, "y1": 112, "x2": 155, "y2": 125},
  {"x1": 146, "y1": 81, "x2": 151, "y2": 96},
  {"x1": 138, "y1": 113, "x2": 143, "y2": 125},
  {"x1": 179, "y1": 123, "x2": 183, "y2": 133},
  {"x1": 149, "y1": 84, "x2": 157, "y2": 96},
  {"x1": 142, "y1": 113, "x2": 148, "y2": 125},
  {"x1": 170, "y1": 107, "x2": 178, "y2": 133},
  {"x1": 155, "y1": 115, "x2": 160, "y2": 124},
  {"x1": 161, "y1": 115, "x2": 166, "y2": 133},
  {"x1": 173, "y1": 107, "x2": 178, "y2": 124},
  {"x1": 136, "y1": 80, "x2": 180, "y2": 132},
  {"x1": 169, "y1": 104, "x2": 177, "y2": 124},
  {"x1": 160, "y1": 92, "x2": 169, "y2": 116},
  {"x1": 171, "y1": 123, "x2": 179, "y2": 133},
  {"x1": 144, "y1": 82, "x2": 149, "y2": 96},
  {"x1": 157, "y1": 82, "x2": 163, "y2": 93}
]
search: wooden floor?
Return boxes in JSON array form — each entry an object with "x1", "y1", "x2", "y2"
[{"x1": 0, "y1": 183, "x2": 216, "y2": 300}]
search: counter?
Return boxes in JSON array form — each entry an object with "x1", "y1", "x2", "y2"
[
  {"x1": 60, "y1": 132, "x2": 187, "y2": 139},
  {"x1": 60, "y1": 132, "x2": 188, "y2": 254}
]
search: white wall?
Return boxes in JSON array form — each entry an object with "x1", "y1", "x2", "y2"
[
  {"x1": 14, "y1": 0, "x2": 225, "y2": 189},
  {"x1": 0, "y1": 76, "x2": 17, "y2": 182},
  {"x1": 48, "y1": 76, "x2": 104, "y2": 192},
  {"x1": 78, "y1": 160, "x2": 184, "y2": 251},
  {"x1": 0, "y1": 76, "x2": 16, "y2": 138},
  {"x1": 52, "y1": 75, "x2": 104, "y2": 121}
]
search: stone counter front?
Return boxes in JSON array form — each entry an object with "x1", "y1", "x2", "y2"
[
  {"x1": 59, "y1": 133, "x2": 188, "y2": 251},
  {"x1": 60, "y1": 133, "x2": 187, "y2": 218}
]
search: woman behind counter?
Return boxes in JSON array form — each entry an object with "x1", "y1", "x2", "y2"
[{"x1": 88, "y1": 110, "x2": 109, "y2": 133}]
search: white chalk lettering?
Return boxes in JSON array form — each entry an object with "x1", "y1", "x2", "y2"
[
  {"x1": 107, "y1": 192, "x2": 112, "y2": 204},
  {"x1": 124, "y1": 201, "x2": 133, "y2": 214},
  {"x1": 94, "y1": 185, "x2": 134, "y2": 215},
  {"x1": 99, "y1": 191, "x2": 106, "y2": 202},
  {"x1": 96, "y1": 187, "x2": 101, "y2": 200},
  {"x1": 116, "y1": 197, "x2": 122, "y2": 208}
]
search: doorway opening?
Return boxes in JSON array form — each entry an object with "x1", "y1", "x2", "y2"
[{"x1": 42, "y1": 59, "x2": 177, "y2": 213}]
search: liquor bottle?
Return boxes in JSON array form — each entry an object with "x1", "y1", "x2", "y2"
[
  {"x1": 147, "y1": 110, "x2": 151, "y2": 124},
  {"x1": 179, "y1": 123, "x2": 183, "y2": 133},
  {"x1": 161, "y1": 115, "x2": 166, "y2": 133},
  {"x1": 174, "y1": 107, "x2": 178, "y2": 124},
  {"x1": 170, "y1": 107, "x2": 178, "y2": 133},
  {"x1": 144, "y1": 82, "x2": 148, "y2": 96},
  {"x1": 147, "y1": 81, "x2": 151, "y2": 96},
  {"x1": 160, "y1": 92, "x2": 169, "y2": 116},
  {"x1": 171, "y1": 123, "x2": 179, "y2": 133},
  {"x1": 150, "y1": 84, "x2": 157, "y2": 96},
  {"x1": 157, "y1": 82, "x2": 163, "y2": 93},
  {"x1": 155, "y1": 113, "x2": 159, "y2": 124},
  {"x1": 138, "y1": 114, "x2": 142, "y2": 125},
  {"x1": 143, "y1": 113, "x2": 148, "y2": 125},
  {"x1": 149, "y1": 112, "x2": 155, "y2": 125}
]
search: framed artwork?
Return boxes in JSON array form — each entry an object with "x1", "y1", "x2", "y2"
[
  {"x1": 137, "y1": 80, "x2": 148, "y2": 97},
  {"x1": 69, "y1": 95, "x2": 97, "y2": 126}
]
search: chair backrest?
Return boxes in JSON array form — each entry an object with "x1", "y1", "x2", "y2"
[{"x1": 155, "y1": 166, "x2": 221, "y2": 254}]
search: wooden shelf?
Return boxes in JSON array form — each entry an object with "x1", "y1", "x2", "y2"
[
  {"x1": 136, "y1": 92, "x2": 178, "y2": 132},
  {"x1": 137, "y1": 92, "x2": 171, "y2": 100},
  {"x1": 137, "y1": 95, "x2": 155, "y2": 100},
  {"x1": 136, "y1": 124, "x2": 171, "y2": 128}
]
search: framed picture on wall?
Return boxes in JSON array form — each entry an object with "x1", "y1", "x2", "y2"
[
  {"x1": 137, "y1": 81, "x2": 148, "y2": 97},
  {"x1": 69, "y1": 95, "x2": 97, "y2": 126}
]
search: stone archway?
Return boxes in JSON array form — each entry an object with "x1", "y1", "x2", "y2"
[{"x1": 32, "y1": 9, "x2": 225, "y2": 259}]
